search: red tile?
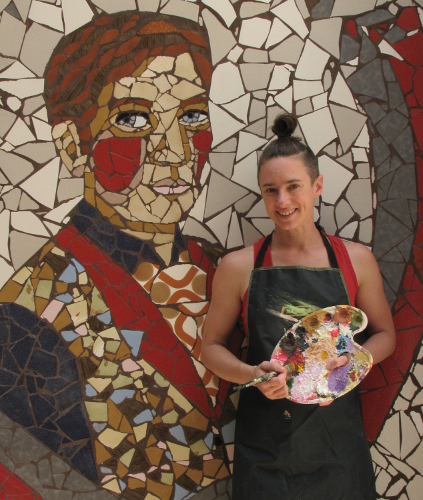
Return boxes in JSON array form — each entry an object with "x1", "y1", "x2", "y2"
[
  {"x1": 379, "y1": 356, "x2": 404, "y2": 384},
  {"x1": 393, "y1": 302, "x2": 422, "y2": 329},
  {"x1": 405, "y1": 289, "x2": 423, "y2": 317},
  {"x1": 410, "y1": 108, "x2": 423, "y2": 151},
  {"x1": 390, "y1": 57, "x2": 415, "y2": 94},
  {"x1": 360, "y1": 364, "x2": 388, "y2": 391},
  {"x1": 416, "y1": 157, "x2": 423, "y2": 199},
  {"x1": 361, "y1": 383, "x2": 402, "y2": 442},
  {"x1": 394, "y1": 31, "x2": 423, "y2": 67},
  {"x1": 413, "y1": 67, "x2": 423, "y2": 107},
  {"x1": 391, "y1": 326, "x2": 423, "y2": 374},
  {"x1": 397, "y1": 7, "x2": 421, "y2": 31},
  {"x1": 369, "y1": 28, "x2": 382, "y2": 44},
  {"x1": 346, "y1": 20, "x2": 357, "y2": 37},
  {"x1": 401, "y1": 264, "x2": 415, "y2": 291}
]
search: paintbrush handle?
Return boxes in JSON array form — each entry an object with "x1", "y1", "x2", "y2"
[{"x1": 234, "y1": 371, "x2": 278, "y2": 391}]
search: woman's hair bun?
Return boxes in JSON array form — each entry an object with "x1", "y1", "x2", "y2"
[{"x1": 271, "y1": 113, "x2": 299, "y2": 141}]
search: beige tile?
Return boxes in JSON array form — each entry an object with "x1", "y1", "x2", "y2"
[
  {"x1": 400, "y1": 412, "x2": 420, "y2": 459},
  {"x1": 265, "y1": 17, "x2": 291, "y2": 49},
  {"x1": 62, "y1": 0, "x2": 94, "y2": 35},
  {"x1": 206, "y1": 208, "x2": 231, "y2": 246},
  {"x1": 379, "y1": 413, "x2": 401, "y2": 459},
  {"x1": 202, "y1": 0, "x2": 236, "y2": 27},
  {"x1": 28, "y1": 1, "x2": 64, "y2": 32},
  {"x1": 20, "y1": 158, "x2": 59, "y2": 210},
  {"x1": 239, "y1": 17, "x2": 271, "y2": 49},
  {"x1": 0, "y1": 12, "x2": 26, "y2": 58},
  {"x1": 209, "y1": 102, "x2": 244, "y2": 147},
  {"x1": 10, "y1": 211, "x2": 49, "y2": 237},
  {"x1": 346, "y1": 179, "x2": 373, "y2": 219},
  {"x1": 310, "y1": 18, "x2": 342, "y2": 58},
  {"x1": 298, "y1": 108, "x2": 337, "y2": 154},
  {"x1": 269, "y1": 35, "x2": 304, "y2": 64},
  {"x1": 227, "y1": 212, "x2": 244, "y2": 249},
  {"x1": 296, "y1": 40, "x2": 330, "y2": 81},
  {"x1": 232, "y1": 153, "x2": 261, "y2": 195},
  {"x1": 271, "y1": 0, "x2": 308, "y2": 39},
  {"x1": 210, "y1": 62, "x2": 244, "y2": 105},
  {"x1": 332, "y1": 0, "x2": 377, "y2": 17},
  {"x1": 202, "y1": 9, "x2": 237, "y2": 66}
]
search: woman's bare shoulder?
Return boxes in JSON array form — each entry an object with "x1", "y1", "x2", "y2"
[{"x1": 213, "y1": 245, "x2": 256, "y2": 297}]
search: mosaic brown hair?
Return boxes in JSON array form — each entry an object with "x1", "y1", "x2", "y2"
[{"x1": 44, "y1": 12, "x2": 211, "y2": 148}]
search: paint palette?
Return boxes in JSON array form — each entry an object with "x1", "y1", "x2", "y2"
[
  {"x1": 235, "y1": 305, "x2": 373, "y2": 404},
  {"x1": 270, "y1": 305, "x2": 373, "y2": 404}
]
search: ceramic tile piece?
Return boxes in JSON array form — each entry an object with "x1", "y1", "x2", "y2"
[
  {"x1": 239, "y1": 63, "x2": 274, "y2": 91},
  {"x1": 271, "y1": 0, "x2": 309, "y2": 39},
  {"x1": 331, "y1": 0, "x2": 377, "y2": 17},
  {"x1": 400, "y1": 412, "x2": 420, "y2": 458},
  {"x1": 251, "y1": 217, "x2": 274, "y2": 236},
  {"x1": 0, "y1": 61, "x2": 35, "y2": 79},
  {"x1": 379, "y1": 412, "x2": 401, "y2": 458},
  {"x1": 309, "y1": 18, "x2": 342, "y2": 59},
  {"x1": 269, "y1": 35, "x2": 304, "y2": 64},
  {"x1": 0, "y1": 109, "x2": 17, "y2": 137},
  {"x1": 204, "y1": 170, "x2": 249, "y2": 218},
  {"x1": 329, "y1": 73, "x2": 357, "y2": 109},
  {"x1": 206, "y1": 208, "x2": 231, "y2": 245},
  {"x1": 407, "y1": 440, "x2": 423, "y2": 474},
  {"x1": 236, "y1": 132, "x2": 267, "y2": 162},
  {"x1": 411, "y1": 410, "x2": 423, "y2": 436},
  {"x1": 32, "y1": 118, "x2": 52, "y2": 142},
  {"x1": 9, "y1": 230, "x2": 48, "y2": 270},
  {"x1": 201, "y1": 9, "x2": 237, "y2": 65},
  {"x1": 209, "y1": 62, "x2": 245, "y2": 105},
  {"x1": 296, "y1": 40, "x2": 330, "y2": 81},
  {"x1": 208, "y1": 102, "x2": 245, "y2": 147},
  {"x1": 20, "y1": 158, "x2": 59, "y2": 210},
  {"x1": 160, "y1": 0, "x2": 199, "y2": 22},
  {"x1": 387, "y1": 455, "x2": 415, "y2": 480},
  {"x1": 28, "y1": 1, "x2": 64, "y2": 32},
  {"x1": 43, "y1": 196, "x2": 83, "y2": 224},
  {"x1": 0, "y1": 12, "x2": 26, "y2": 58},
  {"x1": 0, "y1": 78, "x2": 44, "y2": 99},
  {"x1": 293, "y1": 80, "x2": 324, "y2": 101},
  {"x1": 296, "y1": 97, "x2": 313, "y2": 116},
  {"x1": 223, "y1": 93, "x2": 251, "y2": 125},
  {"x1": 335, "y1": 199, "x2": 354, "y2": 229},
  {"x1": 227, "y1": 45, "x2": 244, "y2": 63},
  {"x1": 89, "y1": 0, "x2": 136, "y2": 13},
  {"x1": 14, "y1": 0, "x2": 32, "y2": 22},
  {"x1": 274, "y1": 87, "x2": 293, "y2": 112},
  {"x1": 375, "y1": 468, "x2": 392, "y2": 496},
  {"x1": 2, "y1": 188, "x2": 21, "y2": 211},
  {"x1": 202, "y1": 0, "x2": 236, "y2": 27},
  {"x1": 10, "y1": 210, "x2": 50, "y2": 237},
  {"x1": 61, "y1": 0, "x2": 94, "y2": 35},
  {"x1": 57, "y1": 179, "x2": 84, "y2": 203},
  {"x1": 0, "y1": 209, "x2": 10, "y2": 260},
  {"x1": 385, "y1": 478, "x2": 407, "y2": 497},
  {"x1": 5, "y1": 117, "x2": 36, "y2": 146},
  {"x1": 227, "y1": 211, "x2": 244, "y2": 249},
  {"x1": 232, "y1": 153, "x2": 261, "y2": 195},
  {"x1": 330, "y1": 104, "x2": 368, "y2": 152},
  {"x1": 182, "y1": 216, "x2": 218, "y2": 245},
  {"x1": 268, "y1": 65, "x2": 291, "y2": 91},
  {"x1": 243, "y1": 48, "x2": 268, "y2": 63},
  {"x1": 240, "y1": 1, "x2": 270, "y2": 19},
  {"x1": 346, "y1": 179, "x2": 373, "y2": 219},
  {"x1": 319, "y1": 154, "x2": 354, "y2": 205},
  {"x1": 406, "y1": 474, "x2": 423, "y2": 500},
  {"x1": 241, "y1": 217, "x2": 263, "y2": 247},
  {"x1": 0, "y1": 150, "x2": 33, "y2": 184},
  {"x1": 298, "y1": 107, "x2": 337, "y2": 153},
  {"x1": 19, "y1": 22, "x2": 63, "y2": 77},
  {"x1": 358, "y1": 218, "x2": 372, "y2": 244},
  {"x1": 7, "y1": 97, "x2": 21, "y2": 112},
  {"x1": 239, "y1": 17, "x2": 271, "y2": 49},
  {"x1": 137, "y1": 0, "x2": 159, "y2": 11},
  {"x1": 265, "y1": 17, "x2": 291, "y2": 50},
  {"x1": 401, "y1": 377, "x2": 417, "y2": 400}
]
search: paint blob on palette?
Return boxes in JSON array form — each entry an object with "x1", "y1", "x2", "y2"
[{"x1": 271, "y1": 305, "x2": 373, "y2": 404}]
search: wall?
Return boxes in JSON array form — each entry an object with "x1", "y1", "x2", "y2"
[{"x1": 0, "y1": 0, "x2": 422, "y2": 499}]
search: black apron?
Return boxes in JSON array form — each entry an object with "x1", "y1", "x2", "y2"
[{"x1": 233, "y1": 232, "x2": 376, "y2": 500}]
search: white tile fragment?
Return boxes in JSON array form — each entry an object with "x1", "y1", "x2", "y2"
[
  {"x1": 206, "y1": 207, "x2": 231, "y2": 245},
  {"x1": 371, "y1": 445, "x2": 389, "y2": 469},
  {"x1": 236, "y1": 132, "x2": 268, "y2": 162},
  {"x1": 223, "y1": 93, "x2": 251, "y2": 125},
  {"x1": 160, "y1": 0, "x2": 199, "y2": 21},
  {"x1": 29, "y1": 1, "x2": 64, "y2": 32},
  {"x1": 401, "y1": 377, "x2": 418, "y2": 401},
  {"x1": 331, "y1": 0, "x2": 377, "y2": 17},
  {"x1": 293, "y1": 80, "x2": 324, "y2": 101},
  {"x1": 329, "y1": 73, "x2": 357, "y2": 109},
  {"x1": 209, "y1": 62, "x2": 245, "y2": 105},
  {"x1": 137, "y1": 0, "x2": 160, "y2": 12},
  {"x1": 44, "y1": 196, "x2": 83, "y2": 224},
  {"x1": 400, "y1": 412, "x2": 420, "y2": 459},
  {"x1": 406, "y1": 474, "x2": 423, "y2": 500},
  {"x1": 0, "y1": 62, "x2": 35, "y2": 80},
  {"x1": 5, "y1": 118, "x2": 36, "y2": 146},
  {"x1": 0, "y1": 12, "x2": 26, "y2": 58},
  {"x1": 298, "y1": 108, "x2": 337, "y2": 154},
  {"x1": 11, "y1": 211, "x2": 50, "y2": 237},
  {"x1": 386, "y1": 478, "x2": 407, "y2": 497},
  {"x1": 0, "y1": 209, "x2": 10, "y2": 260},
  {"x1": 202, "y1": 0, "x2": 236, "y2": 27},
  {"x1": 379, "y1": 413, "x2": 401, "y2": 459},
  {"x1": 251, "y1": 217, "x2": 274, "y2": 236},
  {"x1": 0, "y1": 79, "x2": 44, "y2": 99},
  {"x1": 91, "y1": 0, "x2": 136, "y2": 13},
  {"x1": 32, "y1": 118, "x2": 53, "y2": 142},
  {"x1": 312, "y1": 92, "x2": 328, "y2": 111},
  {"x1": 232, "y1": 153, "x2": 261, "y2": 194},
  {"x1": 271, "y1": 0, "x2": 309, "y2": 39},
  {"x1": 296, "y1": 40, "x2": 330, "y2": 81},
  {"x1": 246, "y1": 199, "x2": 268, "y2": 218},
  {"x1": 62, "y1": 0, "x2": 94, "y2": 35},
  {"x1": 387, "y1": 455, "x2": 416, "y2": 480},
  {"x1": 319, "y1": 155, "x2": 354, "y2": 205},
  {"x1": 377, "y1": 40, "x2": 404, "y2": 60},
  {"x1": 202, "y1": 9, "x2": 237, "y2": 65},
  {"x1": 375, "y1": 468, "x2": 392, "y2": 497},
  {"x1": 393, "y1": 395, "x2": 409, "y2": 412},
  {"x1": 274, "y1": 87, "x2": 293, "y2": 112},
  {"x1": 309, "y1": 18, "x2": 342, "y2": 59},
  {"x1": 20, "y1": 158, "x2": 60, "y2": 210},
  {"x1": 265, "y1": 17, "x2": 291, "y2": 49},
  {"x1": 189, "y1": 187, "x2": 207, "y2": 222},
  {"x1": 239, "y1": 17, "x2": 271, "y2": 49},
  {"x1": 408, "y1": 440, "x2": 423, "y2": 475},
  {"x1": 209, "y1": 103, "x2": 245, "y2": 148},
  {"x1": 227, "y1": 211, "x2": 244, "y2": 249},
  {"x1": 269, "y1": 65, "x2": 291, "y2": 91},
  {"x1": 410, "y1": 410, "x2": 423, "y2": 436}
]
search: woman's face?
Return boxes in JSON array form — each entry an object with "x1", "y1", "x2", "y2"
[
  {"x1": 259, "y1": 155, "x2": 323, "y2": 231},
  {"x1": 87, "y1": 51, "x2": 211, "y2": 226}
]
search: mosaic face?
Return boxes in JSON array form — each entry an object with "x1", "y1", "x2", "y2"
[{"x1": 87, "y1": 52, "x2": 210, "y2": 226}]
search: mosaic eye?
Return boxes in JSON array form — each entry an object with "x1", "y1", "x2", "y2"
[
  {"x1": 179, "y1": 110, "x2": 208, "y2": 125},
  {"x1": 115, "y1": 111, "x2": 150, "y2": 129}
]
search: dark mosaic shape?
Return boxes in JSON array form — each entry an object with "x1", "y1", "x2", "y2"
[
  {"x1": 371, "y1": 137, "x2": 391, "y2": 167},
  {"x1": 347, "y1": 59, "x2": 388, "y2": 100},
  {"x1": 340, "y1": 35, "x2": 360, "y2": 64},
  {"x1": 310, "y1": 0, "x2": 334, "y2": 19},
  {"x1": 356, "y1": 9, "x2": 395, "y2": 26},
  {"x1": 373, "y1": 206, "x2": 414, "y2": 260},
  {"x1": 364, "y1": 102, "x2": 387, "y2": 124},
  {"x1": 376, "y1": 109, "x2": 409, "y2": 144},
  {"x1": 382, "y1": 59, "x2": 397, "y2": 82},
  {"x1": 0, "y1": 304, "x2": 98, "y2": 484},
  {"x1": 359, "y1": 35, "x2": 378, "y2": 64},
  {"x1": 385, "y1": 26, "x2": 407, "y2": 45},
  {"x1": 392, "y1": 127, "x2": 416, "y2": 164},
  {"x1": 387, "y1": 164, "x2": 418, "y2": 200},
  {"x1": 388, "y1": 82, "x2": 406, "y2": 109},
  {"x1": 379, "y1": 262, "x2": 407, "y2": 295}
]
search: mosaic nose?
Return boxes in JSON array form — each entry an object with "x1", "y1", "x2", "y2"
[{"x1": 149, "y1": 117, "x2": 191, "y2": 167}]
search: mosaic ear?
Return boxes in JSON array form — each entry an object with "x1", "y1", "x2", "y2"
[{"x1": 52, "y1": 120, "x2": 87, "y2": 177}]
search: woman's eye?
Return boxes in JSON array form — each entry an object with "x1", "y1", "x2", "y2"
[
  {"x1": 115, "y1": 112, "x2": 149, "y2": 129},
  {"x1": 179, "y1": 110, "x2": 208, "y2": 125}
]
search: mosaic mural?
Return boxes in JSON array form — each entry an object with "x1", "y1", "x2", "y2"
[{"x1": 0, "y1": 0, "x2": 422, "y2": 499}]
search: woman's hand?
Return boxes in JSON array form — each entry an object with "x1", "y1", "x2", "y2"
[
  {"x1": 255, "y1": 361, "x2": 288, "y2": 400},
  {"x1": 318, "y1": 354, "x2": 351, "y2": 406}
]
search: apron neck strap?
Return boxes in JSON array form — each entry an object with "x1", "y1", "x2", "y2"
[{"x1": 254, "y1": 224, "x2": 340, "y2": 269}]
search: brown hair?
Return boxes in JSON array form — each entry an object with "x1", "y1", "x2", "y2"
[
  {"x1": 258, "y1": 114, "x2": 319, "y2": 182},
  {"x1": 44, "y1": 12, "x2": 211, "y2": 149}
]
